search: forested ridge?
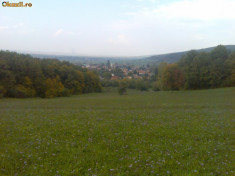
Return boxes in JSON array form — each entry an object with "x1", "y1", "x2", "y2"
[
  {"x1": 153, "y1": 45, "x2": 235, "y2": 90},
  {"x1": 0, "y1": 51, "x2": 102, "y2": 98}
]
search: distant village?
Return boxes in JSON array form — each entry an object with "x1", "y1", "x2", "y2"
[{"x1": 83, "y1": 60, "x2": 155, "y2": 80}]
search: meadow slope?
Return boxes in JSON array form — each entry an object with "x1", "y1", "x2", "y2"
[{"x1": 0, "y1": 88, "x2": 234, "y2": 175}]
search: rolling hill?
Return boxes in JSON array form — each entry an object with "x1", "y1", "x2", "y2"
[
  {"x1": 130, "y1": 45, "x2": 235, "y2": 65},
  {"x1": 30, "y1": 45, "x2": 235, "y2": 66}
]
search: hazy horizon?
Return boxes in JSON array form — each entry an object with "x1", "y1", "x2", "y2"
[
  {"x1": 1, "y1": 0, "x2": 235, "y2": 56},
  {"x1": 8, "y1": 44, "x2": 233, "y2": 58}
]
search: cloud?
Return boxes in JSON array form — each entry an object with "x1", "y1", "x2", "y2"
[
  {"x1": 67, "y1": 31, "x2": 83, "y2": 36},
  {"x1": 0, "y1": 23, "x2": 23, "y2": 32},
  {"x1": 53, "y1": 29, "x2": 83, "y2": 37},
  {"x1": 128, "y1": 0, "x2": 235, "y2": 21},
  {"x1": 14, "y1": 23, "x2": 24, "y2": 28},
  {"x1": 109, "y1": 20, "x2": 139, "y2": 31},
  {"x1": 108, "y1": 34, "x2": 130, "y2": 45},
  {"x1": 137, "y1": 0, "x2": 157, "y2": 2},
  {"x1": 104, "y1": 0, "x2": 235, "y2": 55},
  {"x1": 0, "y1": 26, "x2": 9, "y2": 31},
  {"x1": 53, "y1": 29, "x2": 63, "y2": 36}
]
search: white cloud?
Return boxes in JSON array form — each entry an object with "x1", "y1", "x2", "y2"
[
  {"x1": 137, "y1": 0, "x2": 157, "y2": 2},
  {"x1": 0, "y1": 26, "x2": 9, "y2": 31},
  {"x1": 13, "y1": 23, "x2": 24, "y2": 28},
  {"x1": 109, "y1": 20, "x2": 140, "y2": 31},
  {"x1": 128, "y1": 0, "x2": 235, "y2": 21},
  {"x1": 67, "y1": 31, "x2": 83, "y2": 36},
  {"x1": 53, "y1": 29, "x2": 63, "y2": 36},
  {"x1": 104, "y1": 0, "x2": 235, "y2": 55},
  {"x1": 108, "y1": 34, "x2": 130, "y2": 45},
  {"x1": 53, "y1": 29, "x2": 83, "y2": 37},
  {"x1": 0, "y1": 23, "x2": 23, "y2": 32}
]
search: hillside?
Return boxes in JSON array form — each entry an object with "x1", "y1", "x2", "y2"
[
  {"x1": 131, "y1": 45, "x2": 235, "y2": 65},
  {"x1": 0, "y1": 51, "x2": 102, "y2": 98},
  {"x1": 31, "y1": 54, "x2": 148, "y2": 65},
  {"x1": 30, "y1": 45, "x2": 235, "y2": 66}
]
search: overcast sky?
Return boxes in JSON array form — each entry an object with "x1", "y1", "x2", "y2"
[{"x1": 0, "y1": 0, "x2": 235, "y2": 56}]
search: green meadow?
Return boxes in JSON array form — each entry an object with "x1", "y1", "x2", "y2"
[{"x1": 0, "y1": 88, "x2": 234, "y2": 176}]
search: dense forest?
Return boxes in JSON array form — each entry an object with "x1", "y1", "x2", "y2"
[
  {"x1": 0, "y1": 51, "x2": 102, "y2": 98},
  {"x1": 153, "y1": 45, "x2": 235, "y2": 90}
]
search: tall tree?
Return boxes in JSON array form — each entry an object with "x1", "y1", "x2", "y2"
[{"x1": 161, "y1": 64, "x2": 185, "y2": 90}]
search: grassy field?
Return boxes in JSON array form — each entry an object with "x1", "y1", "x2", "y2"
[{"x1": 0, "y1": 88, "x2": 234, "y2": 176}]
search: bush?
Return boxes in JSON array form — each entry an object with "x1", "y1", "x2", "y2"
[
  {"x1": 118, "y1": 86, "x2": 127, "y2": 95},
  {"x1": 0, "y1": 85, "x2": 6, "y2": 98},
  {"x1": 61, "y1": 88, "x2": 71, "y2": 97},
  {"x1": 136, "y1": 80, "x2": 148, "y2": 91},
  {"x1": 152, "y1": 81, "x2": 160, "y2": 91},
  {"x1": 44, "y1": 76, "x2": 66, "y2": 98},
  {"x1": 9, "y1": 85, "x2": 36, "y2": 98}
]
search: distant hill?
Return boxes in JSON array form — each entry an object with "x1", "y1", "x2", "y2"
[
  {"x1": 31, "y1": 54, "x2": 147, "y2": 65},
  {"x1": 131, "y1": 45, "x2": 235, "y2": 65},
  {"x1": 30, "y1": 45, "x2": 235, "y2": 65}
]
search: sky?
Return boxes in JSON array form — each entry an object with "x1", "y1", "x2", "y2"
[{"x1": 0, "y1": 0, "x2": 235, "y2": 56}]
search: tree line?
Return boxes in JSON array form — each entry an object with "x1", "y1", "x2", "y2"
[
  {"x1": 0, "y1": 51, "x2": 102, "y2": 98},
  {"x1": 153, "y1": 45, "x2": 235, "y2": 90},
  {"x1": 101, "y1": 45, "x2": 235, "y2": 93},
  {"x1": 0, "y1": 45, "x2": 234, "y2": 98}
]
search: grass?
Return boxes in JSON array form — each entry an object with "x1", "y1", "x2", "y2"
[{"x1": 0, "y1": 88, "x2": 234, "y2": 175}]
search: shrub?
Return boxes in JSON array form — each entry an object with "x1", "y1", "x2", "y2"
[
  {"x1": 0, "y1": 85, "x2": 6, "y2": 98},
  {"x1": 118, "y1": 86, "x2": 127, "y2": 95}
]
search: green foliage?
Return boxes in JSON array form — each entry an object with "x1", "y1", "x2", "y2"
[
  {"x1": 224, "y1": 52, "x2": 235, "y2": 86},
  {"x1": 1, "y1": 45, "x2": 233, "y2": 98},
  {"x1": 152, "y1": 45, "x2": 235, "y2": 91},
  {"x1": 118, "y1": 80, "x2": 127, "y2": 95},
  {"x1": 0, "y1": 51, "x2": 102, "y2": 98},
  {"x1": 113, "y1": 67, "x2": 124, "y2": 78},
  {"x1": 211, "y1": 45, "x2": 229, "y2": 60},
  {"x1": 44, "y1": 76, "x2": 66, "y2": 98},
  {"x1": 104, "y1": 71, "x2": 112, "y2": 80},
  {"x1": 64, "y1": 70, "x2": 84, "y2": 94},
  {"x1": 161, "y1": 64, "x2": 185, "y2": 90},
  {"x1": 0, "y1": 70, "x2": 16, "y2": 93},
  {"x1": 12, "y1": 84, "x2": 36, "y2": 98},
  {"x1": 101, "y1": 79, "x2": 119, "y2": 87},
  {"x1": 154, "y1": 62, "x2": 167, "y2": 90},
  {"x1": 178, "y1": 45, "x2": 234, "y2": 89},
  {"x1": 126, "y1": 79, "x2": 138, "y2": 89},
  {"x1": 84, "y1": 71, "x2": 102, "y2": 93},
  {"x1": 152, "y1": 81, "x2": 159, "y2": 91},
  {"x1": 136, "y1": 79, "x2": 149, "y2": 91},
  {"x1": 0, "y1": 85, "x2": 6, "y2": 98},
  {"x1": 118, "y1": 86, "x2": 126, "y2": 95},
  {"x1": 103, "y1": 78, "x2": 151, "y2": 92}
]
